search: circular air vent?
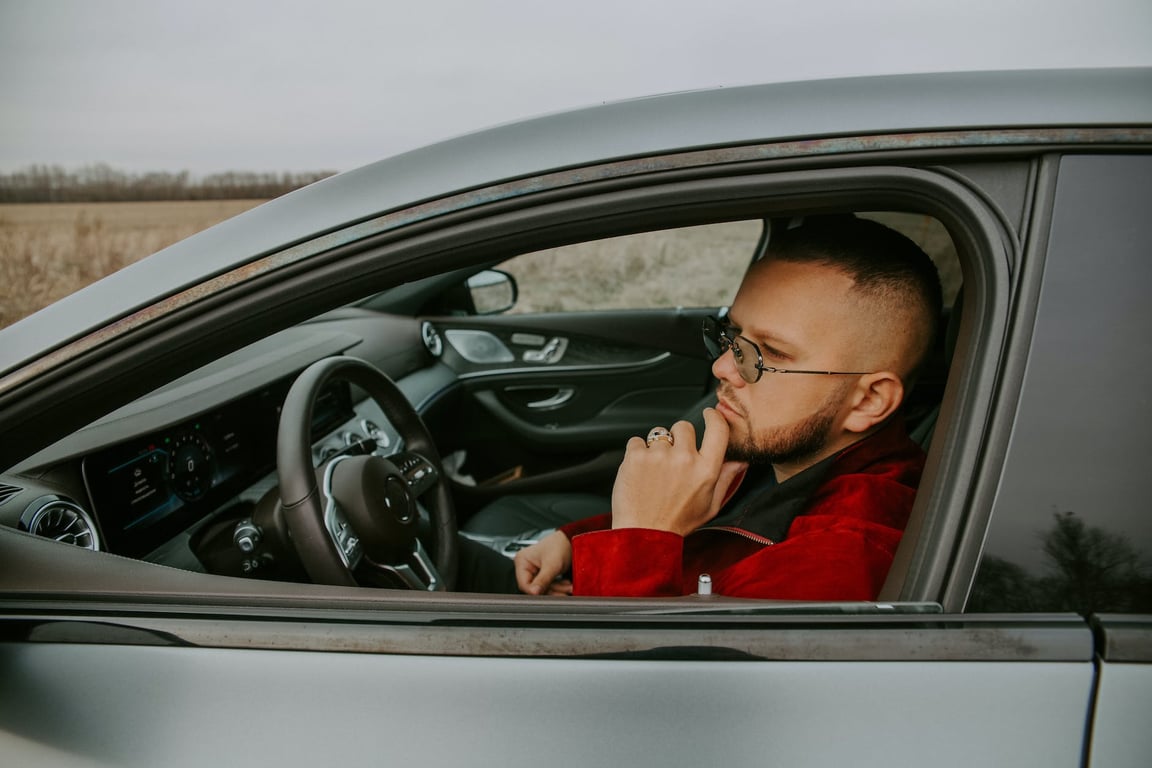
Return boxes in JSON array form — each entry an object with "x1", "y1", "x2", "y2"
[
  {"x1": 361, "y1": 419, "x2": 391, "y2": 449},
  {"x1": 421, "y1": 321, "x2": 443, "y2": 357},
  {"x1": 20, "y1": 496, "x2": 101, "y2": 551}
]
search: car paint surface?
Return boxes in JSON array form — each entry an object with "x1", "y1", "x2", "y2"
[{"x1": 1, "y1": 68, "x2": 1150, "y2": 381}]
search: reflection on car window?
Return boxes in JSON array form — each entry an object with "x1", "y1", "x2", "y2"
[
  {"x1": 969, "y1": 511, "x2": 1152, "y2": 614},
  {"x1": 496, "y1": 220, "x2": 762, "y2": 313},
  {"x1": 966, "y1": 157, "x2": 1152, "y2": 615}
]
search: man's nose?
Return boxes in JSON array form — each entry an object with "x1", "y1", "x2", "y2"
[{"x1": 711, "y1": 349, "x2": 745, "y2": 386}]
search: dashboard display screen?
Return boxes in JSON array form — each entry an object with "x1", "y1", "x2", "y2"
[{"x1": 83, "y1": 375, "x2": 353, "y2": 557}]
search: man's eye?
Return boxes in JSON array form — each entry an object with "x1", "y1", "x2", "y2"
[{"x1": 761, "y1": 345, "x2": 788, "y2": 360}]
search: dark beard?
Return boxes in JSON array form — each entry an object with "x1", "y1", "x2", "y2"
[{"x1": 724, "y1": 386, "x2": 844, "y2": 467}]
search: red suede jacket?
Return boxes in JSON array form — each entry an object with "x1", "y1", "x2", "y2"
[{"x1": 558, "y1": 419, "x2": 924, "y2": 599}]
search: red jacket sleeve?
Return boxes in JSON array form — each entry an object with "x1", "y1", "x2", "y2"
[
  {"x1": 571, "y1": 528, "x2": 686, "y2": 597},
  {"x1": 715, "y1": 515, "x2": 905, "y2": 600}
]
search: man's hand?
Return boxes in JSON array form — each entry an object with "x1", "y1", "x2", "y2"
[
  {"x1": 610, "y1": 408, "x2": 748, "y2": 536},
  {"x1": 513, "y1": 530, "x2": 573, "y2": 595}
]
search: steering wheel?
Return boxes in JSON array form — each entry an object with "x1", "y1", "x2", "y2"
[{"x1": 276, "y1": 356, "x2": 457, "y2": 590}]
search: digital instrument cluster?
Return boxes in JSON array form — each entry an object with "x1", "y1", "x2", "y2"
[{"x1": 82, "y1": 375, "x2": 353, "y2": 558}]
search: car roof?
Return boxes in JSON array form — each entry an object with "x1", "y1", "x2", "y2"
[{"x1": 3, "y1": 67, "x2": 1151, "y2": 380}]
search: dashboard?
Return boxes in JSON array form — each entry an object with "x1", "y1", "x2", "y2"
[
  {"x1": 80, "y1": 375, "x2": 352, "y2": 559},
  {"x1": 0, "y1": 314, "x2": 452, "y2": 572}
]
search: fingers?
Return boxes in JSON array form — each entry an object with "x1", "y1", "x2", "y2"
[
  {"x1": 516, "y1": 556, "x2": 557, "y2": 596},
  {"x1": 513, "y1": 532, "x2": 572, "y2": 596},
  {"x1": 625, "y1": 435, "x2": 648, "y2": 455},
  {"x1": 698, "y1": 408, "x2": 730, "y2": 466},
  {"x1": 649, "y1": 409, "x2": 727, "y2": 462},
  {"x1": 513, "y1": 552, "x2": 542, "y2": 595},
  {"x1": 667, "y1": 420, "x2": 696, "y2": 451},
  {"x1": 547, "y1": 579, "x2": 573, "y2": 596}
]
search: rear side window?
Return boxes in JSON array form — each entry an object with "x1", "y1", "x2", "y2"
[
  {"x1": 494, "y1": 214, "x2": 961, "y2": 314},
  {"x1": 495, "y1": 220, "x2": 762, "y2": 312},
  {"x1": 968, "y1": 156, "x2": 1152, "y2": 614}
]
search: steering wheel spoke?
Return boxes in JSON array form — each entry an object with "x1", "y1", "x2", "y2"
[{"x1": 378, "y1": 538, "x2": 443, "y2": 591}]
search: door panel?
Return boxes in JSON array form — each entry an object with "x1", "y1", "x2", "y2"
[
  {"x1": 1088, "y1": 616, "x2": 1152, "y2": 767},
  {"x1": 425, "y1": 308, "x2": 716, "y2": 500}
]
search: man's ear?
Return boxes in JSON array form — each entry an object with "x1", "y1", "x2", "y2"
[{"x1": 842, "y1": 372, "x2": 904, "y2": 433}]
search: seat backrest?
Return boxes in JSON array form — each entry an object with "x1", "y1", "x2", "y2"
[{"x1": 878, "y1": 287, "x2": 964, "y2": 600}]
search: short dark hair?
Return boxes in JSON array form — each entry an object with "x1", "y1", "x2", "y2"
[{"x1": 767, "y1": 214, "x2": 944, "y2": 377}]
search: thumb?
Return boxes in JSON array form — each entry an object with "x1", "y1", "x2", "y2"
[
  {"x1": 529, "y1": 570, "x2": 551, "y2": 595},
  {"x1": 698, "y1": 407, "x2": 731, "y2": 469},
  {"x1": 529, "y1": 551, "x2": 562, "y2": 594},
  {"x1": 514, "y1": 554, "x2": 543, "y2": 595}
]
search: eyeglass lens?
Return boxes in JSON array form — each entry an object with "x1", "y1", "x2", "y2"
[{"x1": 703, "y1": 317, "x2": 760, "y2": 384}]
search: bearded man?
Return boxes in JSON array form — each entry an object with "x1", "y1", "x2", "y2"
[{"x1": 512, "y1": 215, "x2": 943, "y2": 599}]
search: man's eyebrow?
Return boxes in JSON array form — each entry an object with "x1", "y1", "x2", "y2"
[{"x1": 727, "y1": 314, "x2": 799, "y2": 355}]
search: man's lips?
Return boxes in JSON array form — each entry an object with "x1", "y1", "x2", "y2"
[{"x1": 714, "y1": 389, "x2": 744, "y2": 422}]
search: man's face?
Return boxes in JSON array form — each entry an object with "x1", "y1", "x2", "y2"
[{"x1": 712, "y1": 259, "x2": 867, "y2": 475}]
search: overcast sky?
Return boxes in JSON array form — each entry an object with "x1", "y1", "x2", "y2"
[{"x1": 1, "y1": 0, "x2": 1149, "y2": 175}]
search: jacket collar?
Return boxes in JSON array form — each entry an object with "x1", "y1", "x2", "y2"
[{"x1": 703, "y1": 418, "x2": 914, "y2": 542}]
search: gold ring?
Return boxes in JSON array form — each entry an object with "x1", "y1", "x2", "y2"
[{"x1": 646, "y1": 427, "x2": 675, "y2": 447}]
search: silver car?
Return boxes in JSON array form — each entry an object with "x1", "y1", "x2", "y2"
[{"x1": 1, "y1": 68, "x2": 1150, "y2": 766}]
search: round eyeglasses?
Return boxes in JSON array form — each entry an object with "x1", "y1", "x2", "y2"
[{"x1": 702, "y1": 316, "x2": 872, "y2": 384}]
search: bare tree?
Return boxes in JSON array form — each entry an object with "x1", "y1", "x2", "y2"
[{"x1": 0, "y1": 165, "x2": 335, "y2": 202}]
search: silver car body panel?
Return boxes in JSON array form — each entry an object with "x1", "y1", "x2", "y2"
[
  {"x1": 0, "y1": 616, "x2": 1095, "y2": 768},
  {"x1": 2, "y1": 68, "x2": 1150, "y2": 382}
]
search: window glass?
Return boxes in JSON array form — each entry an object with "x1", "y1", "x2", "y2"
[
  {"x1": 494, "y1": 215, "x2": 960, "y2": 316},
  {"x1": 968, "y1": 156, "x2": 1152, "y2": 614},
  {"x1": 496, "y1": 220, "x2": 762, "y2": 313}
]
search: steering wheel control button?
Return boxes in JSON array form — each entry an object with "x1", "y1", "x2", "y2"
[
  {"x1": 393, "y1": 452, "x2": 438, "y2": 496},
  {"x1": 329, "y1": 509, "x2": 361, "y2": 567},
  {"x1": 343, "y1": 535, "x2": 360, "y2": 558}
]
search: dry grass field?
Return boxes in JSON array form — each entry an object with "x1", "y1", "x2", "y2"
[
  {"x1": 0, "y1": 203, "x2": 960, "y2": 332},
  {"x1": 0, "y1": 200, "x2": 263, "y2": 328},
  {"x1": 502, "y1": 220, "x2": 765, "y2": 313}
]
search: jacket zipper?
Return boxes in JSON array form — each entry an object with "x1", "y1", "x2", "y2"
[{"x1": 696, "y1": 526, "x2": 776, "y2": 546}]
